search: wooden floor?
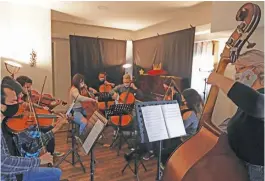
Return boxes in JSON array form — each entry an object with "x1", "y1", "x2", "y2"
[{"x1": 54, "y1": 126, "x2": 157, "y2": 181}]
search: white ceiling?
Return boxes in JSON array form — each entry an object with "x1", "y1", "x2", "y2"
[{"x1": 51, "y1": 1, "x2": 203, "y2": 31}]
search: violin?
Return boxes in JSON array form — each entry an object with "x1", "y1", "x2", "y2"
[
  {"x1": 6, "y1": 94, "x2": 58, "y2": 133},
  {"x1": 162, "y1": 3, "x2": 261, "y2": 181},
  {"x1": 80, "y1": 85, "x2": 98, "y2": 120},
  {"x1": 80, "y1": 85, "x2": 96, "y2": 99},
  {"x1": 30, "y1": 90, "x2": 67, "y2": 110},
  {"x1": 110, "y1": 78, "x2": 135, "y2": 127}
]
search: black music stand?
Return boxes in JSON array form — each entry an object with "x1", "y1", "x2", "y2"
[
  {"x1": 105, "y1": 104, "x2": 134, "y2": 156},
  {"x1": 54, "y1": 119, "x2": 86, "y2": 173},
  {"x1": 135, "y1": 100, "x2": 183, "y2": 181},
  {"x1": 121, "y1": 130, "x2": 147, "y2": 181},
  {"x1": 77, "y1": 111, "x2": 108, "y2": 181},
  {"x1": 96, "y1": 92, "x2": 114, "y2": 114}
]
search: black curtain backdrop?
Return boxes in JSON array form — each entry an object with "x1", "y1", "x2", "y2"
[
  {"x1": 70, "y1": 35, "x2": 126, "y2": 88},
  {"x1": 133, "y1": 27, "x2": 195, "y2": 87}
]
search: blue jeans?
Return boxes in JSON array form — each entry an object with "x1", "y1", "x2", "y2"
[
  {"x1": 73, "y1": 107, "x2": 87, "y2": 133},
  {"x1": 23, "y1": 167, "x2": 61, "y2": 181},
  {"x1": 245, "y1": 162, "x2": 264, "y2": 181}
]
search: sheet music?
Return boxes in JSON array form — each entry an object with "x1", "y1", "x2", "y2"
[
  {"x1": 141, "y1": 105, "x2": 169, "y2": 142},
  {"x1": 161, "y1": 104, "x2": 186, "y2": 138},
  {"x1": 82, "y1": 120, "x2": 105, "y2": 154}
]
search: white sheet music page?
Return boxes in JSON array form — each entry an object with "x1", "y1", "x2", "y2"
[
  {"x1": 161, "y1": 104, "x2": 186, "y2": 138},
  {"x1": 82, "y1": 120, "x2": 104, "y2": 154},
  {"x1": 141, "y1": 105, "x2": 169, "y2": 142}
]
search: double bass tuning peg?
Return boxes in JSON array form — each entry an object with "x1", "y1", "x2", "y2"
[{"x1": 246, "y1": 40, "x2": 256, "y2": 49}]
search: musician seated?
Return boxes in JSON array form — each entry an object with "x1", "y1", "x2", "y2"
[
  {"x1": 16, "y1": 75, "x2": 64, "y2": 157},
  {"x1": 69, "y1": 73, "x2": 97, "y2": 134},
  {"x1": 208, "y1": 50, "x2": 264, "y2": 181},
  {"x1": 144, "y1": 88, "x2": 203, "y2": 163},
  {"x1": 163, "y1": 78, "x2": 183, "y2": 104},
  {"x1": 110, "y1": 73, "x2": 143, "y2": 101},
  {"x1": 94, "y1": 72, "x2": 115, "y2": 91},
  {"x1": 1, "y1": 78, "x2": 64, "y2": 181}
]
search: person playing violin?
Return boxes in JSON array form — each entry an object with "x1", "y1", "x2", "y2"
[
  {"x1": 16, "y1": 76, "x2": 49, "y2": 110},
  {"x1": 15, "y1": 75, "x2": 64, "y2": 157},
  {"x1": 1, "y1": 77, "x2": 67, "y2": 181},
  {"x1": 162, "y1": 78, "x2": 183, "y2": 105},
  {"x1": 94, "y1": 72, "x2": 115, "y2": 91},
  {"x1": 207, "y1": 50, "x2": 264, "y2": 181},
  {"x1": 69, "y1": 73, "x2": 97, "y2": 134},
  {"x1": 110, "y1": 73, "x2": 143, "y2": 101}
]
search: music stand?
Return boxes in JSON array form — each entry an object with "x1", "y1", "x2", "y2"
[
  {"x1": 54, "y1": 119, "x2": 86, "y2": 173},
  {"x1": 105, "y1": 103, "x2": 134, "y2": 156},
  {"x1": 121, "y1": 130, "x2": 147, "y2": 181},
  {"x1": 55, "y1": 97, "x2": 86, "y2": 172},
  {"x1": 135, "y1": 100, "x2": 184, "y2": 181},
  {"x1": 76, "y1": 111, "x2": 108, "y2": 181},
  {"x1": 96, "y1": 92, "x2": 114, "y2": 113}
]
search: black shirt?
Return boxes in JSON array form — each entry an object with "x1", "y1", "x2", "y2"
[
  {"x1": 2, "y1": 118, "x2": 23, "y2": 181},
  {"x1": 227, "y1": 82, "x2": 264, "y2": 165}
]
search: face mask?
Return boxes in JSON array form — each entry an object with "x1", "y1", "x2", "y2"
[
  {"x1": 235, "y1": 69, "x2": 257, "y2": 87},
  {"x1": 80, "y1": 82, "x2": 85, "y2": 88},
  {"x1": 1, "y1": 104, "x2": 19, "y2": 118},
  {"x1": 124, "y1": 83, "x2": 130, "y2": 88},
  {"x1": 99, "y1": 78, "x2": 105, "y2": 82}
]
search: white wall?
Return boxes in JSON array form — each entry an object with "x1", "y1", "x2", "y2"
[
  {"x1": 211, "y1": 1, "x2": 264, "y2": 33},
  {"x1": 52, "y1": 20, "x2": 133, "y2": 40},
  {"x1": 133, "y1": 2, "x2": 212, "y2": 40},
  {"x1": 0, "y1": 2, "x2": 52, "y2": 93}
]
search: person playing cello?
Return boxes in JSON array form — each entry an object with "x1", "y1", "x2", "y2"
[
  {"x1": 95, "y1": 72, "x2": 115, "y2": 92},
  {"x1": 110, "y1": 73, "x2": 143, "y2": 101}
]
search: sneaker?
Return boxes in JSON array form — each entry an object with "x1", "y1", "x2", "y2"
[
  {"x1": 142, "y1": 151, "x2": 154, "y2": 161},
  {"x1": 53, "y1": 151, "x2": 65, "y2": 157}
]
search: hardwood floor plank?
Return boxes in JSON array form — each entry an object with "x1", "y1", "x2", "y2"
[{"x1": 55, "y1": 126, "x2": 157, "y2": 181}]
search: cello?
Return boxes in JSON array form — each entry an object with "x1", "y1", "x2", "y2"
[
  {"x1": 110, "y1": 78, "x2": 136, "y2": 127},
  {"x1": 162, "y1": 3, "x2": 261, "y2": 181},
  {"x1": 98, "y1": 72, "x2": 115, "y2": 110}
]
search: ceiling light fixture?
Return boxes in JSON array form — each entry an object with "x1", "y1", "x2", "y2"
[
  {"x1": 122, "y1": 63, "x2": 132, "y2": 69},
  {"x1": 98, "y1": 6, "x2": 108, "y2": 10}
]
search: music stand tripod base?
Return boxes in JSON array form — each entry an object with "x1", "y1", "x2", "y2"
[
  {"x1": 54, "y1": 120, "x2": 86, "y2": 173},
  {"x1": 106, "y1": 104, "x2": 134, "y2": 156}
]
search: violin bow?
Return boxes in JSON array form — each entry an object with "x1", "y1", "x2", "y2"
[
  {"x1": 38, "y1": 76, "x2": 47, "y2": 105},
  {"x1": 163, "y1": 78, "x2": 174, "y2": 100},
  {"x1": 26, "y1": 88, "x2": 47, "y2": 153}
]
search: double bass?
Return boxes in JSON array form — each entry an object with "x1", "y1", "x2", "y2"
[
  {"x1": 110, "y1": 78, "x2": 135, "y2": 127},
  {"x1": 162, "y1": 3, "x2": 261, "y2": 181}
]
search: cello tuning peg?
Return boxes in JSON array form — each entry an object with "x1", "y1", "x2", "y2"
[{"x1": 246, "y1": 40, "x2": 256, "y2": 49}]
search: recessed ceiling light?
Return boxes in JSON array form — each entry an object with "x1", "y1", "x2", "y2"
[{"x1": 98, "y1": 6, "x2": 108, "y2": 10}]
